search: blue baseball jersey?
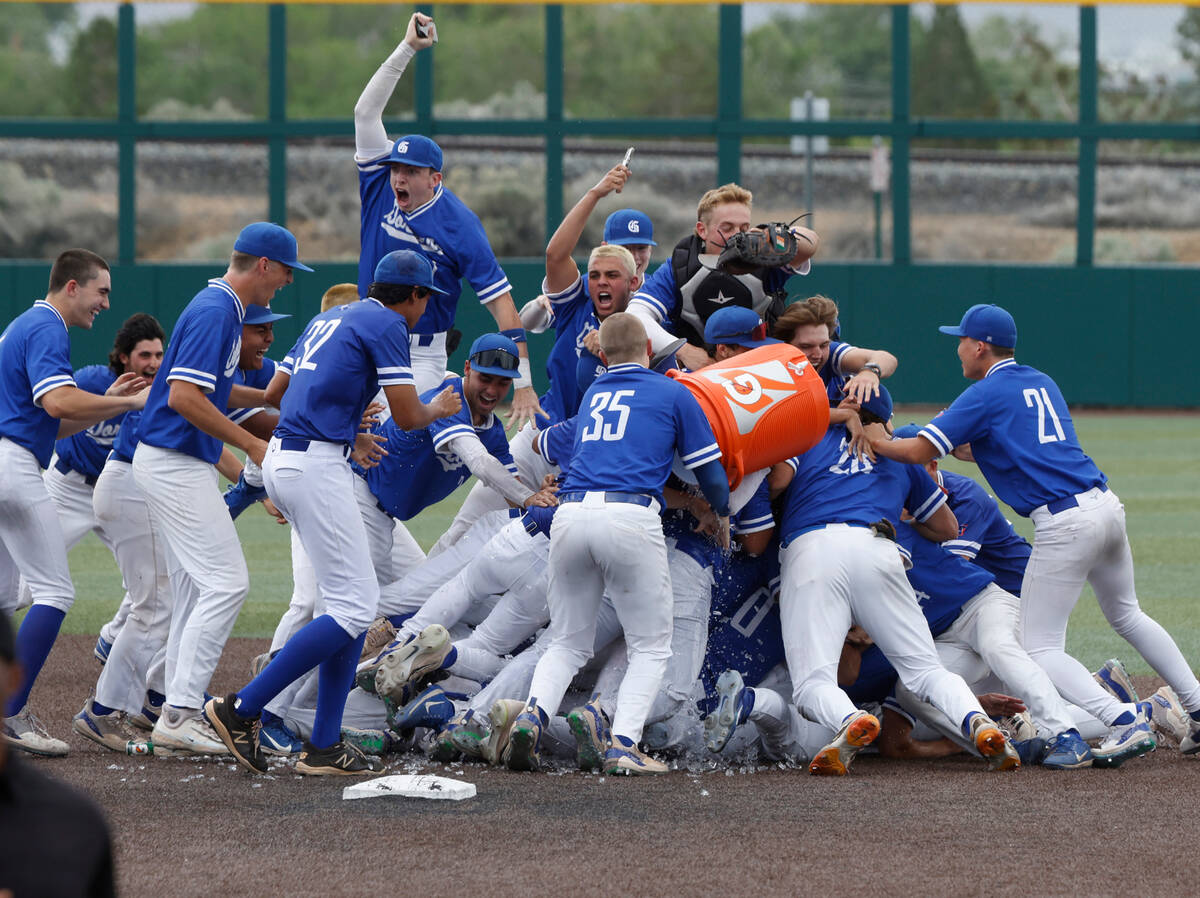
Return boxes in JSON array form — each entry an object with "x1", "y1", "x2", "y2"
[
  {"x1": 363, "y1": 375, "x2": 516, "y2": 521},
  {"x1": 665, "y1": 477, "x2": 774, "y2": 571},
  {"x1": 896, "y1": 520, "x2": 995, "y2": 640},
  {"x1": 538, "y1": 274, "x2": 601, "y2": 423},
  {"x1": 276, "y1": 299, "x2": 413, "y2": 446},
  {"x1": 919, "y1": 358, "x2": 1106, "y2": 517},
  {"x1": 533, "y1": 415, "x2": 579, "y2": 472},
  {"x1": 940, "y1": 470, "x2": 1031, "y2": 596},
  {"x1": 630, "y1": 257, "x2": 794, "y2": 326},
  {"x1": 560, "y1": 363, "x2": 721, "y2": 508},
  {"x1": 699, "y1": 551, "x2": 784, "y2": 715},
  {"x1": 229, "y1": 357, "x2": 278, "y2": 427},
  {"x1": 138, "y1": 279, "x2": 246, "y2": 465},
  {"x1": 54, "y1": 365, "x2": 124, "y2": 480},
  {"x1": 111, "y1": 409, "x2": 142, "y2": 464},
  {"x1": 0, "y1": 300, "x2": 77, "y2": 468},
  {"x1": 357, "y1": 163, "x2": 511, "y2": 334},
  {"x1": 778, "y1": 425, "x2": 947, "y2": 547},
  {"x1": 821, "y1": 340, "x2": 856, "y2": 404}
]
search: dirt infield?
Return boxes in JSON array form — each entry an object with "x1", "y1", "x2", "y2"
[{"x1": 20, "y1": 634, "x2": 1199, "y2": 897}]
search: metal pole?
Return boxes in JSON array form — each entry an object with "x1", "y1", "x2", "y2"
[{"x1": 804, "y1": 91, "x2": 815, "y2": 224}]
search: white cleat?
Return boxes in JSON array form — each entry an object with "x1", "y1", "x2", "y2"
[
  {"x1": 373, "y1": 625, "x2": 452, "y2": 702},
  {"x1": 151, "y1": 706, "x2": 229, "y2": 756},
  {"x1": 4, "y1": 707, "x2": 69, "y2": 757}
]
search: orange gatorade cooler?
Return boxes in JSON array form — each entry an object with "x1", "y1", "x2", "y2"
[{"x1": 668, "y1": 344, "x2": 829, "y2": 490}]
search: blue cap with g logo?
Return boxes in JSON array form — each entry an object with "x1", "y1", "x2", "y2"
[
  {"x1": 603, "y1": 209, "x2": 656, "y2": 247},
  {"x1": 387, "y1": 135, "x2": 444, "y2": 172}
]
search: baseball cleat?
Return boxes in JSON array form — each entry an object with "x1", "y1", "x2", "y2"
[
  {"x1": 998, "y1": 710, "x2": 1036, "y2": 745},
  {"x1": 1181, "y1": 718, "x2": 1200, "y2": 756},
  {"x1": 151, "y1": 705, "x2": 228, "y2": 757},
  {"x1": 1144, "y1": 688, "x2": 1189, "y2": 746},
  {"x1": 4, "y1": 707, "x2": 69, "y2": 758},
  {"x1": 447, "y1": 710, "x2": 489, "y2": 761},
  {"x1": 128, "y1": 693, "x2": 163, "y2": 732},
  {"x1": 260, "y1": 712, "x2": 303, "y2": 756},
  {"x1": 503, "y1": 702, "x2": 546, "y2": 773},
  {"x1": 73, "y1": 702, "x2": 138, "y2": 753},
  {"x1": 359, "y1": 617, "x2": 397, "y2": 663},
  {"x1": 388, "y1": 683, "x2": 458, "y2": 733},
  {"x1": 341, "y1": 726, "x2": 401, "y2": 757},
  {"x1": 1092, "y1": 705, "x2": 1156, "y2": 768},
  {"x1": 809, "y1": 710, "x2": 880, "y2": 776},
  {"x1": 1093, "y1": 658, "x2": 1139, "y2": 704},
  {"x1": 295, "y1": 740, "x2": 384, "y2": 776},
  {"x1": 968, "y1": 712, "x2": 1020, "y2": 771},
  {"x1": 371, "y1": 625, "x2": 452, "y2": 702},
  {"x1": 204, "y1": 694, "x2": 267, "y2": 773},
  {"x1": 483, "y1": 699, "x2": 526, "y2": 766},
  {"x1": 705, "y1": 669, "x2": 753, "y2": 754},
  {"x1": 604, "y1": 734, "x2": 669, "y2": 775},
  {"x1": 249, "y1": 650, "x2": 276, "y2": 678},
  {"x1": 566, "y1": 697, "x2": 611, "y2": 771},
  {"x1": 1040, "y1": 729, "x2": 1093, "y2": 770},
  {"x1": 93, "y1": 635, "x2": 113, "y2": 665}
]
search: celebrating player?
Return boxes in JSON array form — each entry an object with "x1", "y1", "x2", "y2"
[
  {"x1": 1, "y1": 250, "x2": 150, "y2": 756},
  {"x1": 868, "y1": 303, "x2": 1200, "y2": 765},
  {"x1": 354, "y1": 11, "x2": 541, "y2": 425}
]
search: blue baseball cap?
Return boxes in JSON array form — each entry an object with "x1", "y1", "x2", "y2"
[
  {"x1": 387, "y1": 135, "x2": 443, "y2": 172},
  {"x1": 233, "y1": 222, "x2": 313, "y2": 272},
  {"x1": 938, "y1": 304, "x2": 1017, "y2": 349},
  {"x1": 704, "y1": 306, "x2": 777, "y2": 349},
  {"x1": 892, "y1": 423, "x2": 922, "y2": 440},
  {"x1": 373, "y1": 250, "x2": 446, "y2": 294},
  {"x1": 604, "y1": 209, "x2": 656, "y2": 247},
  {"x1": 860, "y1": 384, "x2": 894, "y2": 422},
  {"x1": 468, "y1": 333, "x2": 521, "y2": 379},
  {"x1": 243, "y1": 305, "x2": 291, "y2": 325}
]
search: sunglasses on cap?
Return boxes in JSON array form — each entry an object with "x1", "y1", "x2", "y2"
[{"x1": 470, "y1": 348, "x2": 520, "y2": 372}]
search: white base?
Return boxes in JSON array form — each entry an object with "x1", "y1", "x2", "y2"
[{"x1": 341, "y1": 774, "x2": 477, "y2": 801}]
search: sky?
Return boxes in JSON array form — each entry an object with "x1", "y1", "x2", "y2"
[{"x1": 72, "y1": 2, "x2": 1191, "y2": 80}]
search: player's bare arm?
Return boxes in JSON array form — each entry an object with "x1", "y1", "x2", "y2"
[
  {"x1": 767, "y1": 460, "x2": 795, "y2": 500},
  {"x1": 166, "y1": 380, "x2": 269, "y2": 466},
  {"x1": 216, "y1": 446, "x2": 244, "y2": 483},
  {"x1": 866, "y1": 425, "x2": 940, "y2": 465},
  {"x1": 839, "y1": 347, "x2": 899, "y2": 404},
  {"x1": 264, "y1": 369, "x2": 290, "y2": 410},
  {"x1": 227, "y1": 383, "x2": 268, "y2": 410},
  {"x1": 544, "y1": 163, "x2": 632, "y2": 294},
  {"x1": 911, "y1": 501, "x2": 959, "y2": 544},
  {"x1": 788, "y1": 225, "x2": 820, "y2": 268},
  {"x1": 382, "y1": 382, "x2": 462, "y2": 431},
  {"x1": 44, "y1": 381, "x2": 148, "y2": 439},
  {"x1": 484, "y1": 292, "x2": 546, "y2": 427}
]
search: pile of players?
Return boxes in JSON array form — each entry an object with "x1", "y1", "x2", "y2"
[{"x1": 4, "y1": 11, "x2": 1200, "y2": 778}]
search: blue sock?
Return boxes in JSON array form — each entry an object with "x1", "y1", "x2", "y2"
[
  {"x1": 311, "y1": 632, "x2": 366, "y2": 748},
  {"x1": 1112, "y1": 709, "x2": 1136, "y2": 726},
  {"x1": 6, "y1": 605, "x2": 66, "y2": 717},
  {"x1": 960, "y1": 710, "x2": 982, "y2": 738},
  {"x1": 91, "y1": 699, "x2": 117, "y2": 717},
  {"x1": 146, "y1": 690, "x2": 165, "y2": 708},
  {"x1": 442, "y1": 646, "x2": 458, "y2": 670},
  {"x1": 1189, "y1": 708, "x2": 1200, "y2": 723},
  {"x1": 387, "y1": 613, "x2": 414, "y2": 629},
  {"x1": 260, "y1": 709, "x2": 284, "y2": 727},
  {"x1": 234, "y1": 615, "x2": 354, "y2": 718}
]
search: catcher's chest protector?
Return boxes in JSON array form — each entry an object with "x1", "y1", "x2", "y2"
[{"x1": 672, "y1": 236, "x2": 772, "y2": 346}]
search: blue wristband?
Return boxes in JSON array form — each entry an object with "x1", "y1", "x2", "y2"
[{"x1": 500, "y1": 327, "x2": 528, "y2": 344}]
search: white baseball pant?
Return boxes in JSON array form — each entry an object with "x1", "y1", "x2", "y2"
[
  {"x1": 527, "y1": 494, "x2": 674, "y2": 742},
  {"x1": 1020, "y1": 487, "x2": 1200, "y2": 721},
  {"x1": 780, "y1": 524, "x2": 986, "y2": 734},
  {"x1": 0, "y1": 439, "x2": 74, "y2": 616},
  {"x1": 91, "y1": 459, "x2": 173, "y2": 714},
  {"x1": 132, "y1": 443, "x2": 249, "y2": 710}
]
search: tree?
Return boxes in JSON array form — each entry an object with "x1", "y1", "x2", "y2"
[
  {"x1": 911, "y1": 6, "x2": 997, "y2": 119},
  {"x1": 62, "y1": 17, "x2": 119, "y2": 118}
]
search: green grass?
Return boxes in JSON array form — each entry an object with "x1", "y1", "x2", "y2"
[{"x1": 46, "y1": 412, "x2": 1200, "y2": 675}]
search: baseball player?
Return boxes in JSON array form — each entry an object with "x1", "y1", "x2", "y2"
[
  {"x1": 354, "y1": 12, "x2": 542, "y2": 424},
  {"x1": 1, "y1": 250, "x2": 149, "y2": 756},
  {"x1": 868, "y1": 302, "x2": 1200, "y2": 764},
  {"x1": 501, "y1": 312, "x2": 731, "y2": 775},
  {"x1": 131, "y1": 222, "x2": 310, "y2": 756},
  {"x1": 206, "y1": 249, "x2": 462, "y2": 776},
  {"x1": 770, "y1": 385, "x2": 1018, "y2": 775},
  {"x1": 19, "y1": 313, "x2": 163, "y2": 661},
  {"x1": 627, "y1": 183, "x2": 818, "y2": 370},
  {"x1": 772, "y1": 294, "x2": 898, "y2": 406}
]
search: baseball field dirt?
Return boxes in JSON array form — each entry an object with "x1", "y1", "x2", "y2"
[{"x1": 22, "y1": 634, "x2": 1198, "y2": 897}]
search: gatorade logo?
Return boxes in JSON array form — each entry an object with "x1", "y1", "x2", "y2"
[
  {"x1": 700, "y1": 358, "x2": 798, "y2": 436},
  {"x1": 628, "y1": 221, "x2": 640, "y2": 233}
]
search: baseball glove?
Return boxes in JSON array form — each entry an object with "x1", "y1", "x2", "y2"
[{"x1": 716, "y1": 222, "x2": 799, "y2": 275}]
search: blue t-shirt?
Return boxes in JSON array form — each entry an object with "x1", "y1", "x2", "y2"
[
  {"x1": 538, "y1": 274, "x2": 601, "y2": 424},
  {"x1": 896, "y1": 520, "x2": 995, "y2": 640},
  {"x1": 357, "y1": 163, "x2": 512, "y2": 334},
  {"x1": 54, "y1": 365, "x2": 123, "y2": 480},
  {"x1": 940, "y1": 470, "x2": 1032, "y2": 596},
  {"x1": 0, "y1": 300, "x2": 77, "y2": 468},
  {"x1": 363, "y1": 375, "x2": 515, "y2": 521},
  {"x1": 560, "y1": 363, "x2": 721, "y2": 509},
  {"x1": 229, "y1": 357, "x2": 278, "y2": 427},
  {"x1": 778, "y1": 425, "x2": 947, "y2": 547},
  {"x1": 138, "y1": 279, "x2": 246, "y2": 465},
  {"x1": 276, "y1": 299, "x2": 413, "y2": 446},
  {"x1": 919, "y1": 358, "x2": 1106, "y2": 517}
]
